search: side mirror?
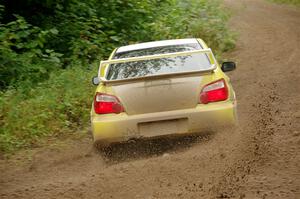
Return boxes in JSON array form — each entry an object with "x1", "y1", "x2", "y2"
[
  {"x1": 221, "y1": 62, "x2": 236, "y2": 72},
  {"x1": 92, "y1": 76, "x2": 100, "y2": 85}
]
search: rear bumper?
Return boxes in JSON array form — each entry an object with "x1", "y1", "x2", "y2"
[{"x1": 91, "y1": 101, "x2": 237, "y2": 145}]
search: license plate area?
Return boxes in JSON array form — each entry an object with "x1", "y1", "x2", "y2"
[{"x1": 138, "y1": 118, "x2": 188, "y2": 137}]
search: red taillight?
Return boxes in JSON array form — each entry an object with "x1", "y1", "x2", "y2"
[
  {"x1": 199, "y1": 79, "x2": 228, "y2": 104},
  {"x1": 94, "y1": 93, "x2": 124, "y2": 114}
]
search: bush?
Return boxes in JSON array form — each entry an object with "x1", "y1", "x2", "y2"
[
  {"x1": 0, "y1": 67, "x2": 95, "y2": 151},
  {"x1": 149, "y1": 0, "x2": 235, "y2": 55},
  {"x1": 0, "y1": 16, "x2": 62, "y2": 89}
]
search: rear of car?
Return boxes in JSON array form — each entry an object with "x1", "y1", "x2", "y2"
[{"x1": 91, "y1": 38, "x2": 236, "y2": 146}]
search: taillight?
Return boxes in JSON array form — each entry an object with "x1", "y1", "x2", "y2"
[
  {"x1": 94, "y1": 93, "x2": 124, "y2": 114},
  {"x1": 199, "y1": 78, "x2": 228, "y2": 104}
]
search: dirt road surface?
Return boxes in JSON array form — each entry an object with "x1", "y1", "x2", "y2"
[{"x1": 1, "y1": 0, "x2": 299, "y2": 198}]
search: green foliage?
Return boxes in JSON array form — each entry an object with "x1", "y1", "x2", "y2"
[
  {"x1": 51, "y1": 0, "x2": 171, "y2": 65},
  {"x1": 0, "y1": 16, "x2": 62, "y2": 89},
  {"x1": 149, "y1": 0, "x2": 235, "y2": 55},
  {"x1": 0, "y1": 67, "x2": 94, "y2": 151},
  {"x1": 0, "y1": 0, "x2": 235, "y2": 153}
]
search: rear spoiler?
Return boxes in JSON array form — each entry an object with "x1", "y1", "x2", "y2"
[{"x1": 98, "y1": 48, "x2": 218, "y2": 82}]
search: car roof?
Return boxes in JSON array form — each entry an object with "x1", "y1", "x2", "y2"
[{"x1": 116, "y1": 38, "x2": 199, "y2": 53}]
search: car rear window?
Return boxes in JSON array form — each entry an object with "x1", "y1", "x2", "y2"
[{"x1": 106, "y1": 43, "x2": 211, "y2": 80}]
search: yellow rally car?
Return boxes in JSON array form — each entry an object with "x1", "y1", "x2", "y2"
[{"x1": 91, "y1": 38, "x2": 237, "y2": 147}]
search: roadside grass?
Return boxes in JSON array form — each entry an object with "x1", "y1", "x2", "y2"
[
  {"x1": 0, "y1": 68, "x2": 95, "y2": 153},
  {"x1": 0, "y1": 0, "x2": 235, "y2": 154}
]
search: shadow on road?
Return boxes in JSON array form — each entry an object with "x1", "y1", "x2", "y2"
[{"x1": 97, "y1": 132, "x2": 214, "y2": 164}]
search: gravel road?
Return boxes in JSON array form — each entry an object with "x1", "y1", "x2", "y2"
[{"x1": 1, "y1": 0, "x2": 299, "y2": 198}]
